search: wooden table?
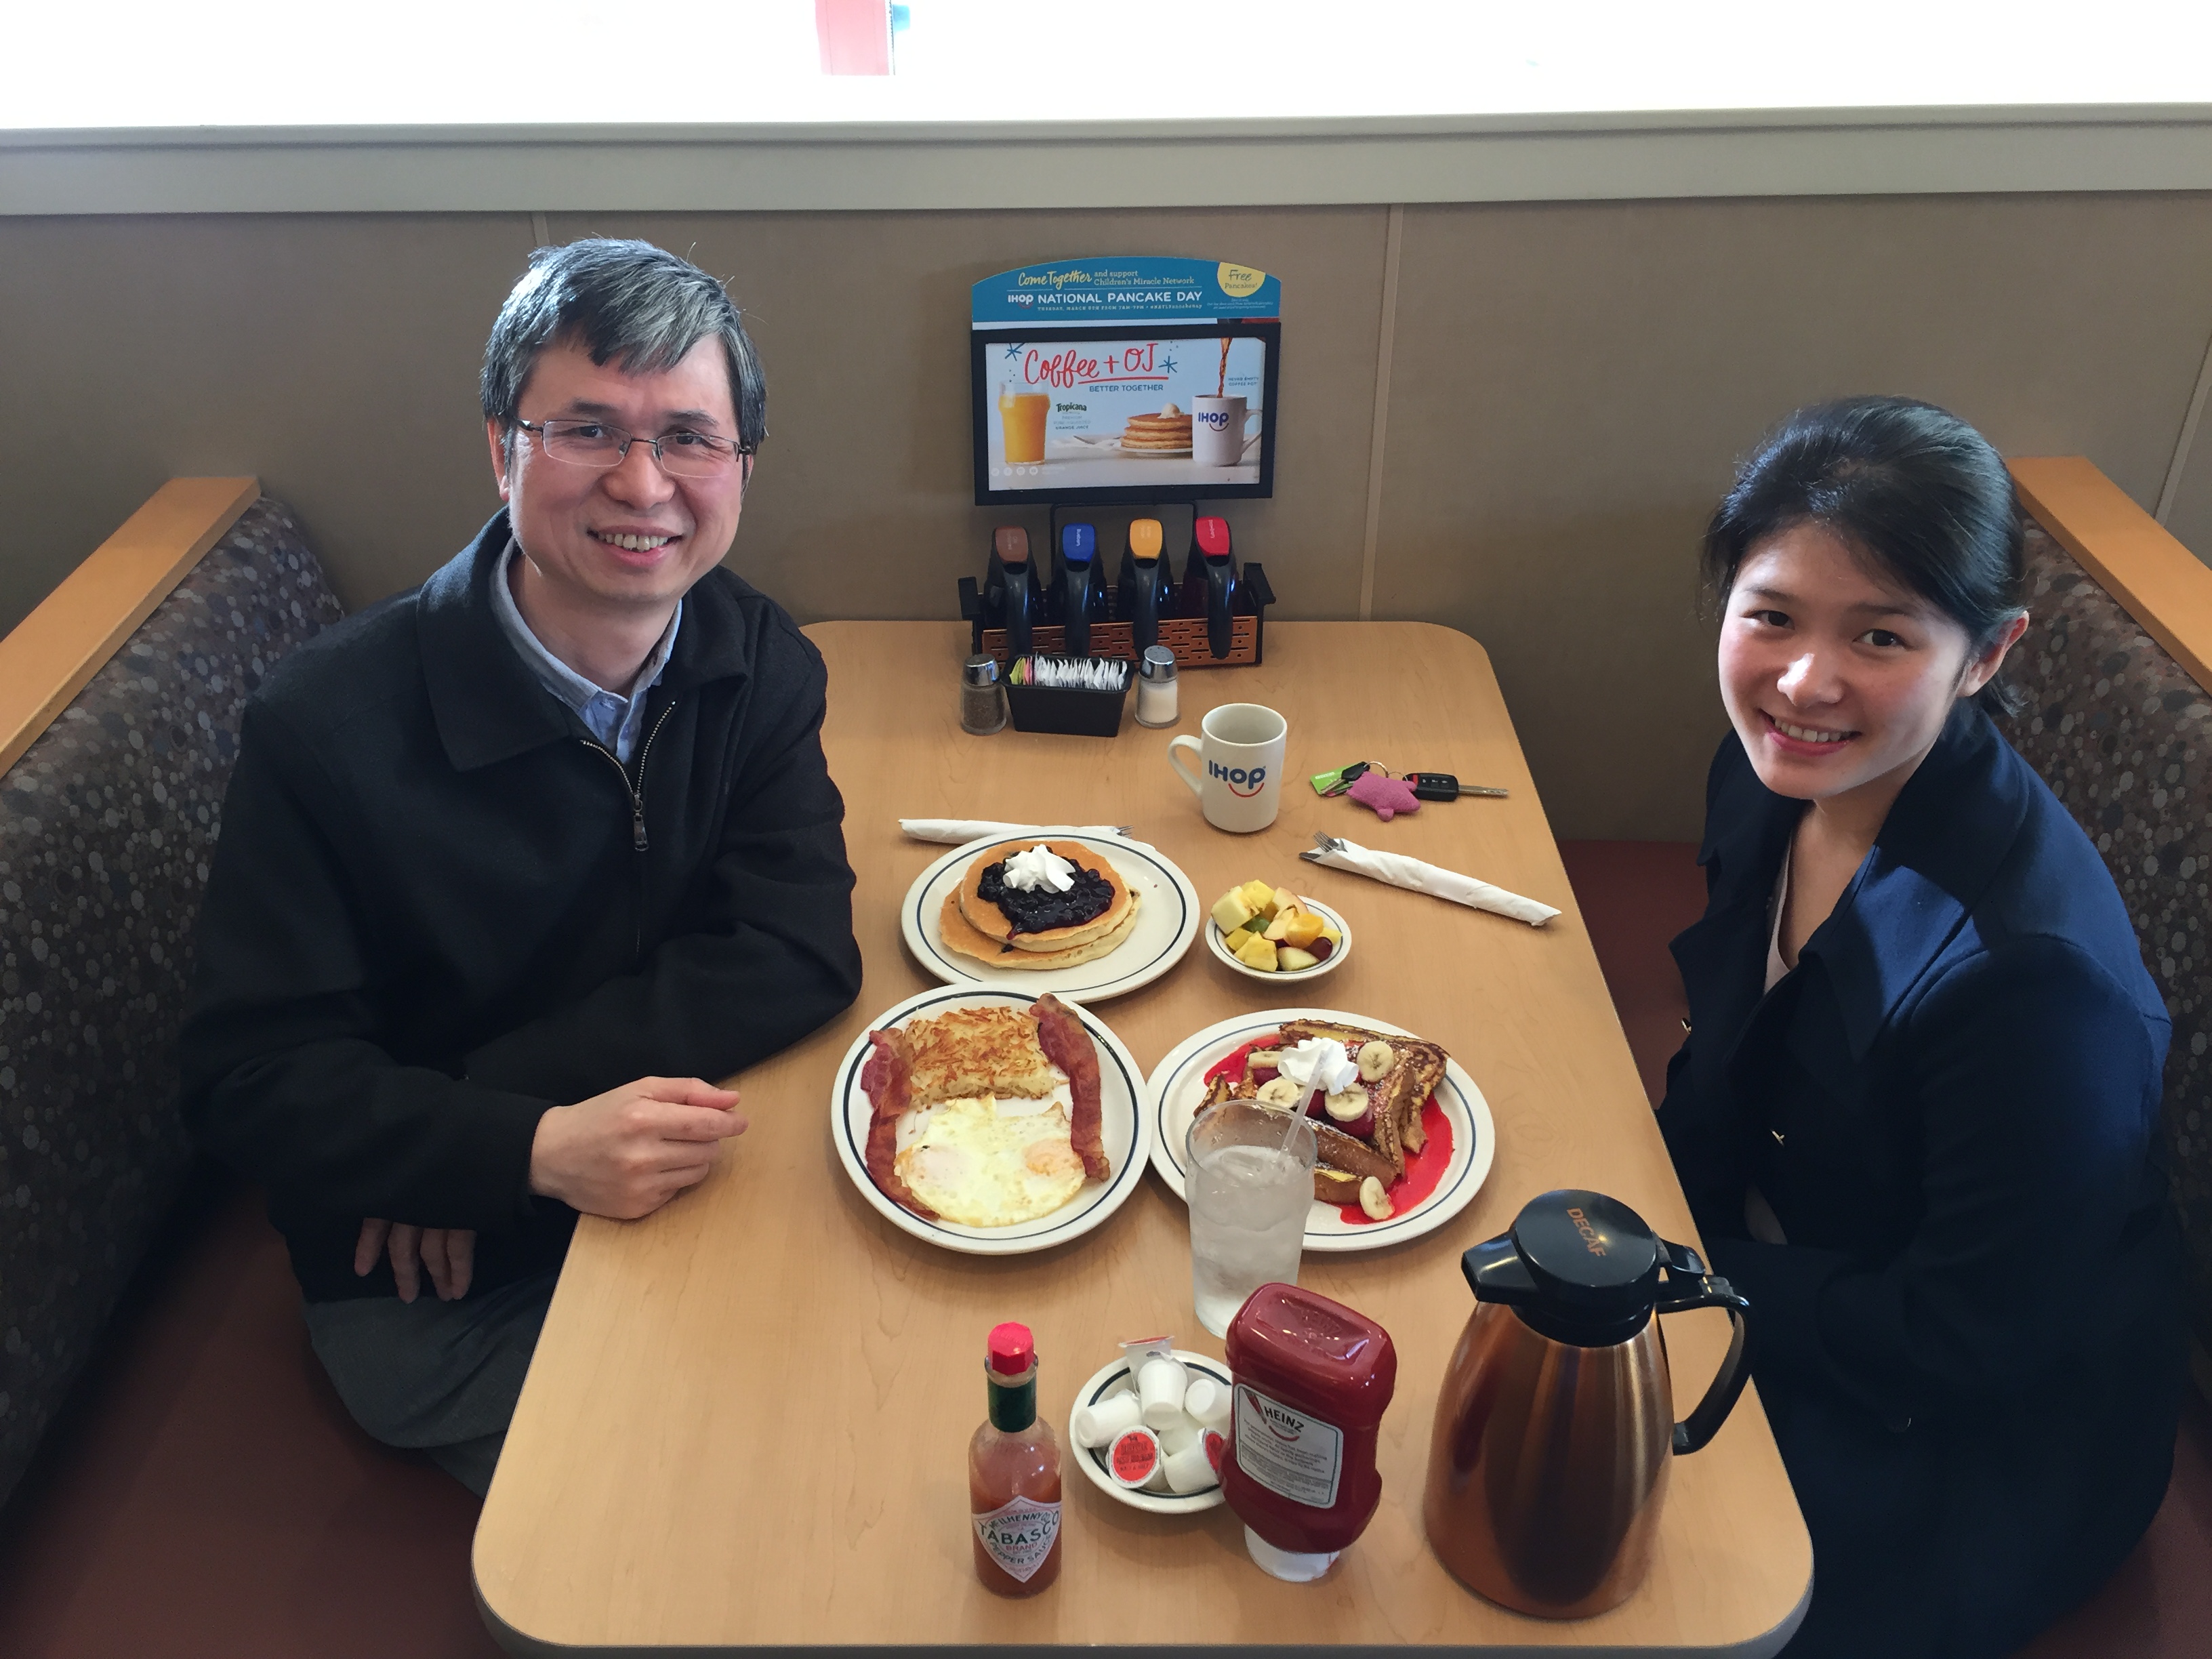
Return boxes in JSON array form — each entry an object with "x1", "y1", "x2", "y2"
[{"x1": 474, "y1": 621, "x2": 1811, "y2": 1656}]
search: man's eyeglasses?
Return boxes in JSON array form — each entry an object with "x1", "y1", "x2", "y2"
[{"x1": 515, "y1": 418, "x2": 751, "y2": 479}]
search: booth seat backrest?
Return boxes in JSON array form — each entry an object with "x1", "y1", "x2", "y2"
[
  {"x1": 2001, "y1": 520, "x2": 2212, "y2": 1357},
  {"x1": 0, "y1": 497, "x2": 343, "y2": 1508}
]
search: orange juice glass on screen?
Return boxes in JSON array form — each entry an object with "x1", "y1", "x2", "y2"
[{"x1": 1000, "y1": 388, "x2": 1048, "y2": 464}]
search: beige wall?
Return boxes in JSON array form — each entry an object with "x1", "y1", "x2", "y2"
[{"x1": 5, "y1": 196, "x2": 2210, "y2": 840}]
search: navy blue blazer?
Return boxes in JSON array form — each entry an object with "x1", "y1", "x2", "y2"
[{"x1": 1660, "y1": 705, "x2": 2181, "y2": 1657}]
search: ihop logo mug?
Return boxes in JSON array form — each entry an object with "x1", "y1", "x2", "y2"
[{"x1": 1168, "y1": 703, "x2": 1288, "y2": 833}]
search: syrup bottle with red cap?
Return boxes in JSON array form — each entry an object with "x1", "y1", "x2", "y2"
[{"x1": 969, "y1": 1322, "x2": 1063, "y2": 1596}]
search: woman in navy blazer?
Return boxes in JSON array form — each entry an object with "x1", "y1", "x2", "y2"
[{"x1": 1660, "y1": 399, "x2": 2182, "y2": 1658}]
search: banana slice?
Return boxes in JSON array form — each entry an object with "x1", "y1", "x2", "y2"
[
  {"x1": 1246, "y1": 1049, "x2": 1284, "y2": 1071},
  {"x1": 1356, "y1": 1040, "x2": 1396, "y2": 1082},
  {"x1": 1358, "y1": 1175, "x2": 1395, "y2": 1220},
  {"x1": 1255, "y1": 1078, "x2": 1305, "y2": 1110},
  {"x1": 1324, "y1": 1086, "x2": 1370, "y2": 1122}
]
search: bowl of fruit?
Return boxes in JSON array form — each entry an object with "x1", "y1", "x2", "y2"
[{"x1": 1205, "y1": 880, "x2": 1351, "y2": 983}]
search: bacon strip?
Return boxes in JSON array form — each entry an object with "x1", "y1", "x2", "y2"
[
  {"x1": 1031, "y1": 993, "x2": 1109, "y2": 1183},
  {"x1": 859, "y1": 1028, "x2": 937, "y2": 1220}
]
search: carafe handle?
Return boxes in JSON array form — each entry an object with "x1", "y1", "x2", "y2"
[{"x1": 1654, "y1": 1240, "x2": 1752, "y2": 1456}]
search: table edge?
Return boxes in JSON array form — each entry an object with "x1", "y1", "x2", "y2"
[{"x1": 472, "y1": 1554, "x2": 1813, "y2": 1658}]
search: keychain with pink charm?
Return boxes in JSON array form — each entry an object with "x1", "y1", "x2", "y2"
[{"x1": 1311, "y1": 760, "x2": 1509, "y2": 822}]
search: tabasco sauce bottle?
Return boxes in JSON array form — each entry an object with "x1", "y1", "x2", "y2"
[{"x1": 969, "y1": 1322, "x2": 1063, "y2": 1595}]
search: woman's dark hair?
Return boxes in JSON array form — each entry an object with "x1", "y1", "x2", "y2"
[{"x1": 1702, "y1": 396, "x2": 2028, "y2": 716}]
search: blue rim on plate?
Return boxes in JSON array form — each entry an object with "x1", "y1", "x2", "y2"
[
  {"x1": 1143, "y1": 1008, "x2": 1495, "y2": 1254},
  {"x1": 832, "y1": 985, "x2": 1152, "y2": 1256},
  {"x1": 900, "y1": 830, "x2": 1200, "y2": 1004},
  {"x1": 1069, "y1": 1350, "x2": 1230, "y2": 1514}
]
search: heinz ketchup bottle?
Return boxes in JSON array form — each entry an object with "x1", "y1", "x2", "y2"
[
  {"x1": 1223, "y1": 1284, "x2": 1397, "y2": 1581},
  {"x1": 969, "y1": 1322, "x2": 1063, "y2": 1595}
]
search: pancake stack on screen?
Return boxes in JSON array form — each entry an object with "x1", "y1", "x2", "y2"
[
  {"x1": 858, "y1": 994, "x2": 1111, "y2": 1227},
  {"x1": 939, "y1": 840, "x2": 1141, "y2": 970},
  {"x1": 1120, "y1": 404, "x2": 1193, "y2": 455}
]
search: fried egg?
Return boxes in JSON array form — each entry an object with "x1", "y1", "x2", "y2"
[{"x1": 893, "y1": 1093, "x2": 1086, "y2": 1227}]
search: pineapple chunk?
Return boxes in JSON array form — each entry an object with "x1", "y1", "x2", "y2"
[
  {"x1": 1221, "y1": 926, "x2": 1256, "y2": 954},
  {"x1": 1212, "y1": 888, "x2": 1261, "y2": 933},
  {"x1": 1277, "y1": 945, "x2": 1319, "y2": 972},
  {"x1": 1317, "y1": 924, "x2": 1343, "y2": 948},
  {"x1": 1236, "y1": 878, "x2": 1279, "y2": 920},
  {"x1": 1281, "y1": 909, "x2": 1326, "y2": 948},
  {"x1": 1233, "y1": 933, "x2": 1279, "y2": 971}
]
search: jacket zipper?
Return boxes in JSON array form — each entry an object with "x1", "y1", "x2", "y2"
[
  {"x1": 581, "y1": 697, "x2": 679, "y2": 961},
  {"x1": 581, "y1": 697, "x2": 679, "y2": 853}
]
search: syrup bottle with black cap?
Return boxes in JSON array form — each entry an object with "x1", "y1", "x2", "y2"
[{"x1": 969, "y1": 1322, "x2": 1063, "y2": 1596}]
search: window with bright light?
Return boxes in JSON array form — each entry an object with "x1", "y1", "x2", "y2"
[{"x1": 7, "y1": 0, "x2": 2210, "y2": 131}]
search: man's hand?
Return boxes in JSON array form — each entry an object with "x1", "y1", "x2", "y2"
[
  {"x1": 353, "y1": 1217, "x2": 476, "y2": 1303},
  {"x1": 527, "y1": 1076, "x2": 747, "y2": 1220}
]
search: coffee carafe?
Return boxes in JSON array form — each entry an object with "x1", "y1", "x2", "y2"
[{"x1": 1421, "y1": 1190, "x2": 1751, "y2": 1620}]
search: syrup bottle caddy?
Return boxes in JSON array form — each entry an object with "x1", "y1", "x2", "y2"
[{"x1": 959, "y1": 513, "x2": 1275, "y2": 671}]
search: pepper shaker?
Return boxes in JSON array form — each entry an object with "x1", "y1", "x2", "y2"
[
  {"x1": 962, "y1": 653, "x2": 1008, "y2": 735},
  {"x1": 1134, "y1": 645, "x2": 1179, "y2": 727}
]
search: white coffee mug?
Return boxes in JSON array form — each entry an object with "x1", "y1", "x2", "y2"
[
  {"x1": 1168, "y1": 703, "x2": 1287, "y2": 833},
  {"x1": 1192, "y1": 396, "x2": 1253, "y2": 468}
]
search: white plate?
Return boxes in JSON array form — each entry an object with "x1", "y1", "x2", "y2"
[
  {"x1": 1144, "y1": 1008, "x2": 1494, "y2": 1254},
  {"x1": 1204, "y1": 894, "x2": 1352, "y2": 985},
  {"x1": 831, "y1": 986, "x2": 1152, "y2": 1256},
  {"x1": 901, "y1": 830, "x2": 1202, "y2": 1005},
  {"x1": 1068, "y1": 1350, "x2": 1230, "y2": 1515}
]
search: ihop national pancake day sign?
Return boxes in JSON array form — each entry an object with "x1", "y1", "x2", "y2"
[{"x1": 970, "y1": 257, "x2": 1282, "y2": 507}]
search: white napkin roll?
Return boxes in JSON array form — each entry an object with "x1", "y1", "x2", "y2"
[
  {"x1": 1305, "y1": 836, "x2": 1560, "y2": 927},
  {"x1": 899, "y1": 819, "x2": 1129, "y2": 846}
]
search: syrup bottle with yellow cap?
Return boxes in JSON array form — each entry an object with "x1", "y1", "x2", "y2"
[
  {"x1": 970, "y1": 1322, "x2": 1063, "y2": 1596},
  {"x1": 1117, "y1": 517, "x2": 1172, "y2": 652}
]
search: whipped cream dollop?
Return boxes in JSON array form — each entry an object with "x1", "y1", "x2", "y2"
[
  {"x1": 1000, "y1": 844, "x2": 1076, "y2": 894},
  {"x1": 1277, "y1": 1036, "x2": 1361, "y2": 1097}
]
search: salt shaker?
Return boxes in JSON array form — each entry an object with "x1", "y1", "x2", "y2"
[
  {"x1": 1134, "y1": 646, "x2": 1179, "y2": 727},
  {"x1": 962, "y1": 654, "x2": 1008, "y2": 735}
]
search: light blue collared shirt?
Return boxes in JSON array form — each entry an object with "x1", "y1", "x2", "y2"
[{"x1": 490, "y1": 538, "x2": 681, "y2": 764}]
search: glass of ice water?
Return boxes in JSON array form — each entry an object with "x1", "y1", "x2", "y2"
[{"x1": 1186, "y1": 1098, "x2": 1317, "y2": 1338}]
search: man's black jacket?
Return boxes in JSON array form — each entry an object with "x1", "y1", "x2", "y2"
[{"x1": 180, "y1": 512, "x2": 863, "y2": 1302}]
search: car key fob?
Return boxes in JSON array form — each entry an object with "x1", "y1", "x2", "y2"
[{"x1": 1408, "y1": 771, "x2": 1511, "y2": 800}]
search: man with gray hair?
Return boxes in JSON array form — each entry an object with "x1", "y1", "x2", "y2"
[{"x1": 182, "y1": 239, "x2": 861, "y2": 1494}]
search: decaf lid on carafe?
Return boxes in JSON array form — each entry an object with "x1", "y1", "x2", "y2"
[{"x1": 1468, "y1": 1189, "x2": 1666, "y2": 1345}]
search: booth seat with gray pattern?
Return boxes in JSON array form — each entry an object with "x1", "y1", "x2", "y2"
[
  {"x1": 2002, "y1": 522, "x2": 2212, "y2": 1369},
  {"x1": 0, "y1": 499, "x2": 344, "y2": 1509}
]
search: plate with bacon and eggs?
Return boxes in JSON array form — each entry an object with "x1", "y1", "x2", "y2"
[{"x1": 832, "y1": 987, "x2": 1151, "y2": 1255}]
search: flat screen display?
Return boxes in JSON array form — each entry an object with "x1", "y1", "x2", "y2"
[{"x1": 971, "y1": 321, "x2": 1279, "y2": 506}]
